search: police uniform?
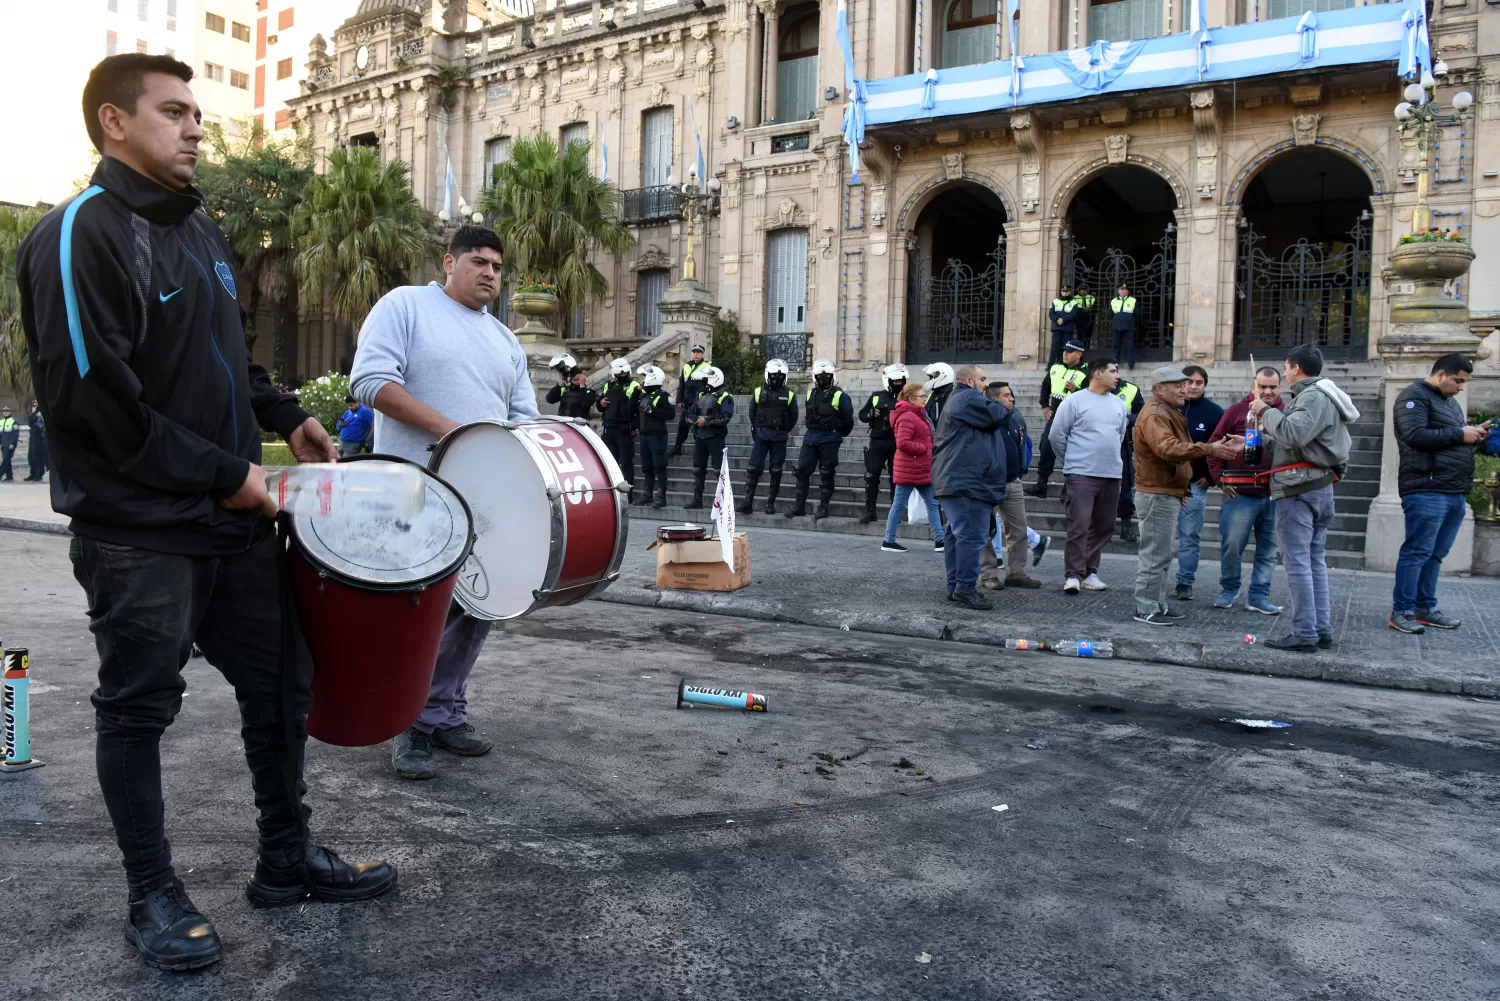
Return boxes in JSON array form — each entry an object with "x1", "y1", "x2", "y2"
[
  {"x1": 1047, "y1": 295, "x2": 1081, "y2": 364},
  {"x1": 925, "y1": 384, "x2": 953, "y2": 425},
  {"x1": 673, "y1": 357, "x2": 711, "y2": 454},
  {"x1": 1073, "y1": 291, "x2": 1097, "y2": 349},
  {"x1": 597, "y1": 376, "x2": 641, "y2": 489},
  {"x1": 545, "y1": 377, "x2": 599, "y2": 420},
  {"x1": 858, "y1": 388, "x2": 900, "y2": 521},
  {"x1": 788, "y1": 383, "x2": 854, "y2": 518},
  {"x1": 0, "y1": 408, "x2": 17, "y2": 481},
  {"x1": 1110, "y1": 292, "x2": 1138, "y2": 368},
  {"x1": 740, "y1": 384, "x2": 798, "y2": 514},
  {"x1": 685, "y1": 388, "x2": 735, "y2": 508},
  {"x1": 1026, "y1": 355, "x2": 1087, "y2": 497},
  {"x1": 1113, "y1": 379, "x2": 1144, "y2": 540},
  {"x1": 637, "y1": 384, "x2": 675, "y2": 508}
]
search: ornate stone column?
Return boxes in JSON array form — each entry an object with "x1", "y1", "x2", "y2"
[{"x1": 762, "y1": 4, "x2": 779, "y2": 124}]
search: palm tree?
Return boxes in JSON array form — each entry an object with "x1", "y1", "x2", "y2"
[
  {"x1": 0, "y1": 204, "x2": 45, "y2": 405},
  {"x1": 292, "y1": 147, "x2": 438, "y2": 349},
  {"x1": 480, "y1": 133, "x2": 635, "y2": 336},
  {"x1": 198, "y1": 119, "x2": 313, "y2": 378}
]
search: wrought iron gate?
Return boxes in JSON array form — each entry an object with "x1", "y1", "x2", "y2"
[
  {"x1": 1061, "y1": 224, "x2": 1177, "y2": 363},
  {"x1": 905, "y1": 237, "x2": 1006, "y2": 364},
  {"x1": 1233, "y1": 212, "x2": 1371, "y2": 360}
]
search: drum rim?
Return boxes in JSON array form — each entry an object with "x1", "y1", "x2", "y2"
[
  {"x1": 531, "y1": 416, "x2": 630, "y2": 604},
  {"x1": 289, "y1": 452, "x2": 477, "y2": 591}
]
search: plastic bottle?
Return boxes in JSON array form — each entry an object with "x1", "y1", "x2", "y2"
[
  {"x1": 266, "y1": 463, "x2": 427, "y2": 519},
  {"x1": 1051, "y1": 639, "x2": 1114, "y2": 658},
  {"x1": 1243, "y1": 408, "x2": 1262, "y2": 466},
  {"x1": 1005, "y1": 639, "x2": 1051, "y2": 652}
]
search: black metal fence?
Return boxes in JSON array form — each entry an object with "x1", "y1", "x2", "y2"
[
  {"x1": 1233, "y1": 212, "x2": 1372, "y2": 360},
  {"x1": 904, "y1": 239, "x2": 1007, "y2": 364},
  {"x1": 1062, "y1": 225, "x2": 1177, "y2": 363}
]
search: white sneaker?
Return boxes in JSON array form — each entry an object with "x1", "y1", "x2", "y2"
[
  {"x1": 1063, "y1": 577, "x2": 1081, "y2": 594},
  {"x1": 1081, "y1": 573, "x2": 1108, "y2": 591}
]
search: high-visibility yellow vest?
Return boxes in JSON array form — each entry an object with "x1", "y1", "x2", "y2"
[
  {"x1": 1048, "y1": 363, "x2": 1086, "y2": 399},
  {"x1": 1115, "y1": 381, "x2": 1139, "y2": 409},
  {"x1": 1111, "y1": 296, "x2": 1137, "y2": 313}
]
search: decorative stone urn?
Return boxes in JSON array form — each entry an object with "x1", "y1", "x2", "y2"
[
  {"x1": 1387, "y1": 241, "x2": 1477, "y2": 323},
  {"x1": 509, "y1": 290, "x2": 560, "y2": 337}
]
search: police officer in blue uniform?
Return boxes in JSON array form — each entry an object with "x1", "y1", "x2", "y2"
[
  {"x1": 787, "y1": 359, "x2": 854, "y2": 519},
  {"x1": 685, "y1": 366, "x2": 735, "y2": 509},
  {"x1": 1047, "y1": 284, "x2": 1081, "y2": 364},
  {"x1": 858, "y1": 363, "x2": 907, "y2": 523},
  {"x1": 673, "y1": 344, "x2": 711, "y2": 456},
  {"x1": 738, "y1": 358, "x2": 798, "y2": 515},
  {"x1": 597, "y1": 358, "x2": 642, "y2": 499}
]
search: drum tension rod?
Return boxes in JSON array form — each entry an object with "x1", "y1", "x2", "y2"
[{"x1": 531, "y1": 571, "x2": 620, "y2": 601}]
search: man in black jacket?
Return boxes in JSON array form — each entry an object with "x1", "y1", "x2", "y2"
[
  {"x1": 739, "y1": 358, "x2": 797, "y2": 514},
  {"x1": 857, "y1": 363, "x2": 906, "y2": 523},
  {"x1": 545, "y1": 366, "x2": 599, "y2": 419},
  {"x1": 1389, "y1": 353, "x2": 1489, "y2": 634},
  {"x1": 636, "y1": 364, "x2": 675, "y2": 508},
  {"x1": 18, "y1": 55, "x2": 392, "y2": 973},
  {"x1": 598, "y1": 358, "x2": 641, "y2": 498},
  {"x1": 788, "y1": 359, "x2": 854, "y2": 519},
  {"x1": 685, "y1": 366, "x2": 735, "y2": 509}
]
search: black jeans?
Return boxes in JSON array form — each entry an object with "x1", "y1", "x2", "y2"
[
  {"x1": 692, "y1": 434, "x2": 727, "y2": 477},
  {"x1": 70, "y1": 533, "x2": 311, "y2": 895},
  {"x1": 639, "y1": 432, "x2": 669, "y2": 484},
  {"x1": 863, "y1": 438, "x2": 897, "y2": 497},
  {"x1": 748, "y1": 436, "x2": 788, "y2": 475},
  {"x1": 602, "y1": 425, "x2": 635, "y2": 486},
  {"x1": 1036, "y1": 417, "x2": 1058, "y2": 485}
]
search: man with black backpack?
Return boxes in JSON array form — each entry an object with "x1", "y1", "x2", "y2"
[
  {"x1": 786, "y1": 359, "x2": 854, "y2": 519},
  {"x1": 739, "y1": 358, "x2": 798, "y2": 514}
]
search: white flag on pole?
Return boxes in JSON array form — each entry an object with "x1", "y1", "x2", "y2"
[{"x1": 709, "y1": 449, "x2": 736, "y2": 571}]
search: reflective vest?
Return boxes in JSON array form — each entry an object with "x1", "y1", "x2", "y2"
[
  {"x1": 1114, "y1": 381, "x2": 1139, "y2": 410},
  {"x1": 682, "y1": 360, "x2": 710, "y2": 383},
  {"x1": 639, "y1": 389, "x2": 673, "y2": 432},
  {"x1": 1051, "y1": 298, "x2": 1078, "y2": 313},
  {"x1": 753, "y1": 385, "x2": 795, "y2": 431},
  {"x1": 1111, "y1": 296, "x2": 1138, "y2": 313},
  {"x1": 805, "y1": 386, "x2": 845, "y2": 433},
  {"x1": 1047, "y1": 363, "x2": 1086, "y2": 402}
]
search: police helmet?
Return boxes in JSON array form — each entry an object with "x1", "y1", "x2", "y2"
[
  {"x1": 609, "y1": 359, "x2": 632, "y2": 377},
  {"x1": 765, "y1": 358, "x2": 790, "y2": 378},
  {"x1": 882, "y1": 363, "x2": 909, "y2": 392},
  {"x1": 549, "y1": 352, "x2": 578, "y2": 372},
  {"x1": 640, "y1": 365, "x2": 666, "y2": 388},
  {"x1": 703, "y1": 366, "x2": 726, "y2": 390},
  {"x1": 811, "y1": 359, "x2": 836, "y2": 377},
  {"x1": 923, "y1": 362, "x2": 955, "y2": 389}
]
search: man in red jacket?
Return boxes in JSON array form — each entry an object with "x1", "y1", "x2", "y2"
[{"x1": 1205, "y1": 366, "x2": 1285, "y2": 614}]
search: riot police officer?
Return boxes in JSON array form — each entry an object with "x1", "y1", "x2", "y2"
[
  {"x1": 1047, "y1": 285, "x2": 1081, "y2": 363},
  {"x1": 739, "y1": 358, "x2": 798, "y2": 515},
  {"x1": 597, "y1": 358, "x2": 641, "y2": 497},
  {"x1": 685, "y1": 366, "x2": 735, "y2": 509},
  {"x1": 788, "y1": 359, "x2": 854, "y2": 519},
  {"x1": 923, "y1": 362, "x2": 955, "y2": 425},
  {"x1": 1113, "y1": 375, "x2": 1144, "y2": 542},
  {"x1": 858, "y1": 363, "x2": 907, "y2": 523},
  {"x1": 1025, "y1": 340, "x2": 1086, "y2": 499},
  {"x1": 545, "y1": 357, "x2": 599, "y2": 420},
  {"x1": 673, "y1": 344, "x2": 711, "y2": 455},
  {"x1": 637, "y1": 364, "x2": 675, "y2": 509}
]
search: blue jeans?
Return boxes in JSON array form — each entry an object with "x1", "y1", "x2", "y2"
[
  {"x1": 884, "y1": 483, "x2": 944, "y2": 544},
  {"x1": 1218, "y1": 493, "x2": 1278, "y2": 603},
  {"x1": 1392, "y1": 492, "x2": 1468, "y2": 616},
  {"x1": 1175, "y1": 481, "x2": 1209, "y2": 586},
  {"x1": 937, "y1": 495, "x2": 991, "y2": 594},
  {"x1": 1275, "y1": 484, "x2": 1334, "y2": 642}
]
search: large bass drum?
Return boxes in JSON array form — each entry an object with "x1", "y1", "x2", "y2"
[
  {"x1": 288, "y1": 454, "x2": 474, "y2": 747},
  {"x1": 428, "y1": 417, "x2": 628, "y2": 620}
]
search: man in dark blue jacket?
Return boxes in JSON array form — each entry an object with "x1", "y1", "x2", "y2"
[
  {"x1": 932, "y1": 365, "x2": 1008, "y2": 609},
  {"x1": 1174, "y1": 365, "x2": 1224, "y2": 600},
  {"x1": 17, "y1": 54, "x2": 392, "y2": 973},
  {"x1": 1389, "y1": 353, "x2": 1489, "y2": 633}
]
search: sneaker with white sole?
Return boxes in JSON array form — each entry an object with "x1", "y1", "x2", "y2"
[
  {"x1": 1080, "y1": 573, "x2": 1107, "y2": 591},
  {"x1": 1133, "y1": 610, "x2": 1175, "y2": 627},
  {"x1": 1246, "y1": 599, "x2": 1283, "y2": 616},
  {"x1": 1213, "y1": 591, "x2": 1236, "y2": 609},
  {"x1": 881, "y1": 541, "x2": 908, "y2": 553},
  {"x1": 1063, "y1": 577, "x2": 1080, "y2": 594},
  {"x1": 933, "y1": 541, "x2": 945, "y2": 553}
]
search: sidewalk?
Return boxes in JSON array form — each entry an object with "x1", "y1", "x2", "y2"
[
  {"x1": 0, "y1": 480, "x2": 66, "y2": 534},
  {"x1": 604, "y1": 519, "x2": 1500, "y2": 697}
]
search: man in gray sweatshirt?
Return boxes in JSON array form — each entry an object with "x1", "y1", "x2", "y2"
[
  {"x1": 1048, "y1": 358, "x2": 1128, "y2": 593},
  {"x1": 350, "y1": 226, "x2": 539, "y2": 779}
]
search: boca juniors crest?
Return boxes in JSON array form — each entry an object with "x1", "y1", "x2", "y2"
[{"x1": 214, "y1": 261, "x2": 238, "y2": 300}]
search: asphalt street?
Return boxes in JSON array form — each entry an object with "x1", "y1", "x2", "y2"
[{"x1": 1, "y1": 530, "x2": 1498, "y2": 1001}]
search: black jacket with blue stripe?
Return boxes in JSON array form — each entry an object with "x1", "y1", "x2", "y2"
[{"x1": 18, "y1": 157, "x2": 310, "y2": 555}]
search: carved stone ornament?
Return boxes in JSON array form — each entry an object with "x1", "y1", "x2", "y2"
[
  {"x1": 1190, "y1": 89, "x2": 1219, "y2": 198},
  {"x1": 1104, "y1": 134, "x2": 1128, "y2": 165},
  {"x1": 1292, "y1": 113, "x2": 1321, "y2": 147},
  {"x1": 942, "y1": 151, "x2": 964, "y2": 180},
  {"x1": 566, "y1": 100, "x2": 586, "y2": 125},
  {"x1": 772, "y1": 197, "x2": 807, "y2": 229},
  {"x1": 869, "y1": 184, "x2": 887, "y2": 227},
  {"x1": 635, "y1": 244, "x2": 673, "y2": 271},
  {"x1": 649, "y1": 82, "x2": 669, "y2": 108},
  {"x1": 1010, "y1": 112, "x2": 1042, "y2": 213},
  {"x1": 489, "y1": 115, "x2": 510, "y2": 138}
]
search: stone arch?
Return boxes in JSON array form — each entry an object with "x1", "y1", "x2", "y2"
[
  {"x1": 1226, "y1": 136, "x2": 1387, "y2": 205},
  {"x1": 895, "y1": 169, "x2": 1016, "y2": 233},
  {"x1": 1047, "y1": 153, "x2": 1187, "y2": 220}
]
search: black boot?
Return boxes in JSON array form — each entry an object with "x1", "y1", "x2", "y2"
[
  {"x1": 858, "y1": 480, "x2": 878, "y2": 523},
  {"x1": 765, "y1": 472, "x2": 782, "y2": 515},
  {"x1": 246, "y1": 843, "x2": 397, "y2": 909},
  {"x1": 685, "y1": 471, "x2": 706, "y2": 509},
  {"x1": 1024, "y1": 480, "x2": 1048, "y2": 498},
  {"x1": 785, "y1": 476, "x2": 809, "y2": 517},
  {"x1": 737, "y1": 474, "x2": 759, "y2": 515},
  {"x1": 1119, "y1": 518, "x2": 1138, "y2": 543},
  {"x1": 816, "y1": 469, "x2": 836, "y2": 519},
  {"x1": 654, "y1": 482, "x2": 667, "y2": 508},
  {"x1": 125, "y1": 879, "x2": 223, "y2": 971}
]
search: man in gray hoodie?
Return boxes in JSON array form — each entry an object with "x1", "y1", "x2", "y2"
[{"x1": 1249, "y1": 344, "x2": 1359, "y2": 651}]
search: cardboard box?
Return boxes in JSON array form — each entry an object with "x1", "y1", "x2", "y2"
[{"x1": 655, "y1": 532, "x2": 751, "y2": 592}]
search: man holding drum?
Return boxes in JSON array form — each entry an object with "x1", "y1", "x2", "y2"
[
  {"x1": 19, "y1": 54, "x2": 395, "y2": 971},
  {"x1": 351, "y1": 225, "x2": 539, "y2": 780}
]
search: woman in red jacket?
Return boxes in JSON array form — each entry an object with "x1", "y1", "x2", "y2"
[{"x1": 882, "y1": 382, "x2": 946, "y2": 553}]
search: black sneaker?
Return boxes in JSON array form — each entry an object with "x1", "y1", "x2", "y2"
[
  {"x1": 125, "y1": 879, "x2": 223, "y2": 972},
  {"x1": 1024, "y1": 483, "x2": 1047, "y2": 498},
  {"x1": 1388, "y1": 613, "x2": 1427, "y2": 635},
  {"x1": 1416, "y1": 610, "x2": 1461, "y2": 630},
  {"x1": 246, "y1": 844, "x2": 397, "y2": 908},
  {"x1": 1133, "y1": 611, "x2": 1175, "y2": 627},
  {"x1": 1265, "y1": 634, "x2": 1318, "y2": 652},
  {"x1": 952, "y1": 591, "x2": 993, "y2": 610},
  {"x1": 1030, "y1": 536, "x2": 1050, "y2": 566},
  {"x1": 1174, "y1": 584, "x2": 1193, "y2": 601},
  {"x1": 933, "y1": 541, "x2": 944, "y2": 553},
  {"x1": 431, "y1": 721, "x2": 492, "y2": 756},
  {"x1": 1158, "y1": 606, "x2": 1187, "y2": 620},
  {"x1": 881, "y1": 541, "x2": 908, "y2": 553},
  {"x1": 391, "y1": 727, "x2": 437, "y2": 779},
  {"x1": 1317, "y1": 632, "x2": 1333, "y2": 650}
]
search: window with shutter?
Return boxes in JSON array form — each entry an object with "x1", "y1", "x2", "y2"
[
  {"x1": 765, "y1": 230, "x2": 809, "y2": 334},
  {"x1": 775, "y1": 5, "x2": 820, "y2": 123},
  {"x1": 561, "y1": 122, "x2": 589, "y2": 151},
  {"x1": 484, "y1": 137, "x2": 511, "y2": 188},
  {"x1": 1087, "y1": 0, "x2": 1162, "y2": 43},
  {"x1": 941, "y1": 0, "x2": 996, "y2": 68},
  {"x1": 1264, "y1": 0, "x2": 1355, "y2": 19},
  {"x1": 637, "y1": 269, "x2": 670, "y2": 338},
  {"x1": 642, "y1": 108, "x2": 674, "y2": 187}
]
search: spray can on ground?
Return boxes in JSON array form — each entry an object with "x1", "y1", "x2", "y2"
[
  {"x1": 2, "y1": 645, "x2": 44, "y2": 773},
  {"x1": 677, "y1": 680, "x2": 768, "y2": 712}
]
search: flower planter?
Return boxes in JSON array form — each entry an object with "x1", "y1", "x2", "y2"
[
  {"x1": 509, "y1": 290, "x2": 559, "y2": 338},
  {"x1": 1387, "y1": 241, "x2": 1475, "y2": 323}
]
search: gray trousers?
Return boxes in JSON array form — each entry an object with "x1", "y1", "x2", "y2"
[
  {"x1": 1275, "y1": 484, "x2": 1335, "y2": 642},
  {"x1": 980, "y1": 481, "x2": 1031, "y2": 581},
  {"x1": 415, "y1": 602, "x2": 493, "y2": 732},
  {"x1": 1133, "y1": 490, "x2": 1182, "y2": 615}
]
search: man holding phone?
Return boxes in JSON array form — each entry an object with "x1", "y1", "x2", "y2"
[{"x1": 1388, "y1": 353, "x2": 1489, "y2": 634}]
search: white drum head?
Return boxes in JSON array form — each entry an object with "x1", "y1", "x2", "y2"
[
  {"x1": 293, "y1": 461, "x2": 472, "y2": 588},
  {"x1": 429, "y1": 423, "x2": 554, "y2": 618}
]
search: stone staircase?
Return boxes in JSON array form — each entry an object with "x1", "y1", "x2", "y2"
[{"x1": 616, "y1": 362, "x2": 1383, "y2": 569}]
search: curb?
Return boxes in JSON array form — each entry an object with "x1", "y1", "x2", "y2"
[
  {"x1": 596, "y1": 586, "x2": 1499, "y2": 698},
  {"x1": 0, "y1": 517, "x2": 71, "y2": 537}
]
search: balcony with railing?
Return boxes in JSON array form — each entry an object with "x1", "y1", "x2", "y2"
[{"x1": 620, "y1": 185, "x2": 683, "y2": 226}]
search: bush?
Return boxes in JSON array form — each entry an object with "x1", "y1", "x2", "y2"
[
  {"x1": 712, "y1": 312, "x2": 763, "y2": 394},
  {"x1": 296, "y1": 371, "x2": 352, "y2": 436},
  {"x1": 1470, "y1": 454, "x2": 1500, "y2": 520}
]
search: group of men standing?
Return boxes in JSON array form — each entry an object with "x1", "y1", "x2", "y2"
[{"x1": 1046, "y1": 283, "x2": 1140, "y2": 369}]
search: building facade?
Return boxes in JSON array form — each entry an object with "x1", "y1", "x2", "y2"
[
  {"x1": 282, "y1": 0, "x2": 1499, "y2": 391},
  {"x1": 253, "y1": 0, "x2": 356, "y2": 138}
]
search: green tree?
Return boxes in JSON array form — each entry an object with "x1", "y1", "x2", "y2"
[
  {"x1": 479, "y1": 133, "x2": 635, "y2": 336},
  {"x1": 712, "y1": 312, "x2": 762, "y2": 394},
  {"x1": 292, "y1": 146, "x2": 439, "y2": 340},
  {"x1": 197, "y1": 119, "x2": 313, "y2": 378},
  {"x1": 0, "y1": 204, "x2": 45, "y2": 405}
]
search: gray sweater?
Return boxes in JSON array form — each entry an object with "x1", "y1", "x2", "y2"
[
  {"x1": 1047, "y1": 387, "x2": 1127, "y2": 479},
  {"x1": 350, "y1": 282, "x2": 539, "y2": 466}
]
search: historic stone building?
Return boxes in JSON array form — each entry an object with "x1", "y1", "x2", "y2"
[{"x1": 282, "y1": 0, "x2": 1499, "y2": 397}]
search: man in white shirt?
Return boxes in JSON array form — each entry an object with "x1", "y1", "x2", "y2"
[{"x1": 350, "y1": 226, "x2": 538, "y2": 779}]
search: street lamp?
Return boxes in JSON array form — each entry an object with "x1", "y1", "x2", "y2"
[
  {"x1": 1395, "y1": 62, "x2": 1474, "y2": 234},
  {"x1": 670, "y1": 167, "x2": 721, "y2": 282}
]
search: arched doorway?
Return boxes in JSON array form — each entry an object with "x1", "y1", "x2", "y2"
[
  {"x1": 1233, "y1": 147, "x2": 1373, "y2": 360},
  {"x1": 1060, "y1": 165, "x2": 1178, "y2": 364},
  {"x1": 904, "y1": 183, "x2": 1008, "y2": 364}
]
